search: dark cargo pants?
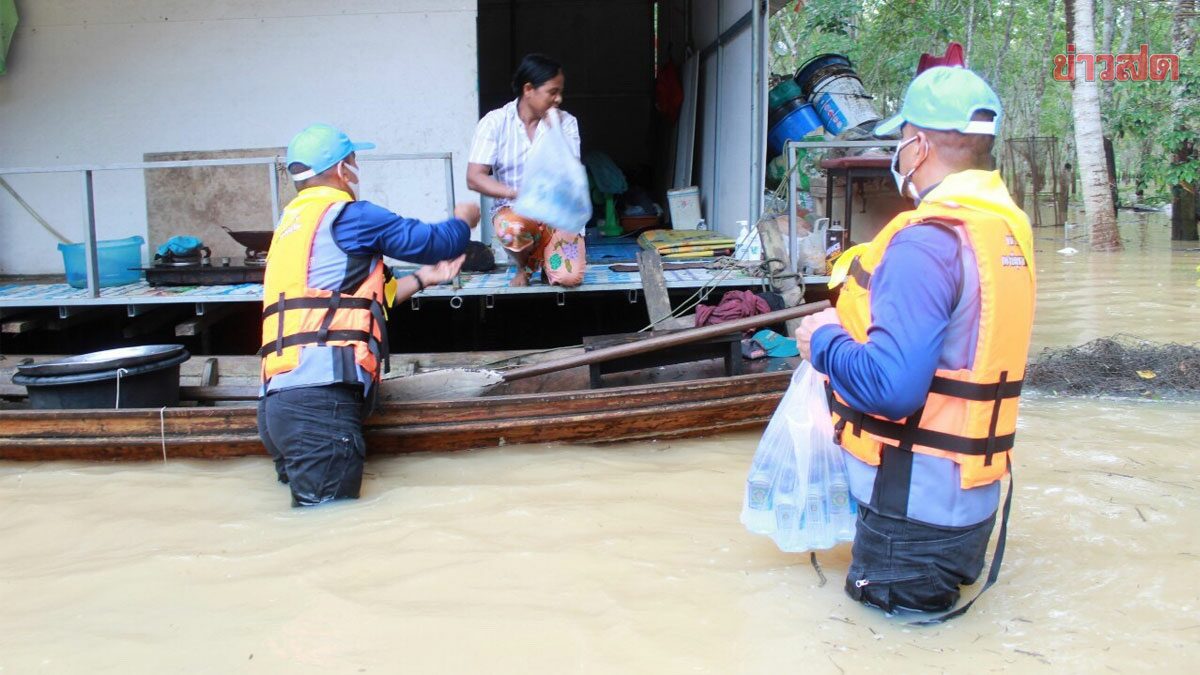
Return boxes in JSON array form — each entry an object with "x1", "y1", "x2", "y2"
[
  {"x1": 257, "y1": 384, "x2": 367, "y2": 507},
  {"x1": 844, "y1": 505, "x2": 996, "y2": 614}
]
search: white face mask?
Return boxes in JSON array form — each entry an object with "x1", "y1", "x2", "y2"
[
  {"x1": 338, "y1": 161, "x2": 361, "y2": 200},
  {"x1": 890, "y1": 136, "x2": 922, "y2": 201}
]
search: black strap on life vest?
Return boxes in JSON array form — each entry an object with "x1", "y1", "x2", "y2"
[
  {"x1": 258, "y1": 329, "x2": 379, "y2": 357},
  {"x1": 910, "y1": 459, "x2": 1014, "y2": 626},
  {"x1": 316, "y1": 293, "x2": 340, "y2": 346},
  {"x1": 262, "y1": 295, "x2": 375, "y2": 320},
  {"x1": 870, "y1": 405, "x2": 926, "y2": 519},
  {"x1": 847, "y1": 256, "x2": 872, "y2": 290},
  {"x1": 259, "y1": 291, "x2": 389, "y2": 372},
  {"x1": 274, "y1": 291, "x2": 286, "y2": 356},
  {"x1": 826, "y1": 372, "x2": 1022, "y2": 458}
]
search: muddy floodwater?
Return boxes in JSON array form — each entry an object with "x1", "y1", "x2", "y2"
[{"x1": 2, "y1": 214, "x2": 1198, "y2": 673}]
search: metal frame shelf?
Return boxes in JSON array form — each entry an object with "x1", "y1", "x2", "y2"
[{"x1": 0, "y1": 152, "x2": 456, "y2": 300}]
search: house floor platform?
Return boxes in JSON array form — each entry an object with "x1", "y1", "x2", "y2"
[{"x1": 0, "y1": 267, "x2": 830, "y2": 310}]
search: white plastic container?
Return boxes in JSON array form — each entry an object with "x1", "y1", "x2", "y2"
[{"x1": 667, "y1": 186, "x2": 703, "y2": 230}]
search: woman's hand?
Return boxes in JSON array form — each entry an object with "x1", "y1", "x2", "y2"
[{"x1": 416, "y1": 255, "x2": 466, "y2": 286}]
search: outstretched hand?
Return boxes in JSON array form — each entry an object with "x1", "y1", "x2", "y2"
[{"x1": 417, "y1": 255, "x2": 466, "y2": 286}]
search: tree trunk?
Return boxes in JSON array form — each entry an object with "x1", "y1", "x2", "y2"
[
  {"x1": 1031, "y1": 0, "x2": 1059, "y2": 136},
  {"x1": 990, "y1": 0, "x2": 1017, "y2": 86},
  {"x1": 1071, "y1": 0, "x2": 1122, "y2": 250},
  {"x1": 965, "y1": 0, "x2": 976, "y2": 68},
  {"x1": 1104, "y1": 135, "x2": 1118, "y2": 212},
  {"x1": 1064, "y1": 0, "x2": 1075, "y2": 46},
  {"x1": 1117, "y1": 4, "x2": 1133, "y2": 55},
  {"x1": 1170, "y1": 0, "x2": 1199, "y2": 241},
  {"x1": 1100, "y1": 0, "x2": 1114, "y2": 54},
  {"x1": 1099, "y1": 0, "x2": 1117, "y2": 106}
]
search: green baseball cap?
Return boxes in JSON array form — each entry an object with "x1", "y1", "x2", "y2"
[
  {"x1": 286, "y1": 124, "x2": 375, "y2": 180},
  {"x1": 875, "y1": 66, "x2": 1002, "y2": 137}
]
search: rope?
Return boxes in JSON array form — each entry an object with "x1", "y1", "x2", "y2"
[
  {"x1": 114, "y1": 368, "x2": 129, "y2": 409},
  {"x1": 159, "y1": 406, "x2": 168, "y2": 462}
]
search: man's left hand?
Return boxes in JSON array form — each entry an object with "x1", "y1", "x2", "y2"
[{"x1": 795, "y1": 308, "x2": 842, "y2": 362}]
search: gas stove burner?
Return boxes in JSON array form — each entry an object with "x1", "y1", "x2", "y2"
[
  {"x1": 154, "y1": 245, "x2": 211, "y2": 267},
  {"x1": 243, "y1": 255, "x2": 267, "y2": 267},
  {"x1": 154, "y1": 258, "x2": 210, "y2": 268}
]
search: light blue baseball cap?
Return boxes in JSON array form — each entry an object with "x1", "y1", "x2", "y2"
[
  {"x1": 286, "y1": 124, "x2": 375, "y2": 180},
  {"x1": 874, "y1": 66, "x2": 1002, "y2": 137}
]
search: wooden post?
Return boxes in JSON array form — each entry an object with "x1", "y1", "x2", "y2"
[{"x1": 637, "y1": 249, "x2": 673, "y2": 330}]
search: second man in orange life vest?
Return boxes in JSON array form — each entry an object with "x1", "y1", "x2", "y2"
[
  {"x1": 795, "y1": 67, "x2": 1036, "y2": 617},
  {"x1": 258, "y1": 124, "x2": 480, "y2": 507}
]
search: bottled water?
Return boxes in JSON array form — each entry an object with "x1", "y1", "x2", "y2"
[{"x1": 740, "y1": 362, "x2": 858, "y2": 552}]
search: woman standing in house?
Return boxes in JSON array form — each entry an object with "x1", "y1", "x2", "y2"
[{"x1": 467, "y1": 53, "x2": 586, "y2": 287}]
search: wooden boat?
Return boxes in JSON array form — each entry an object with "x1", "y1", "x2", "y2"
[
  {"x1": 0, "y1": 354, "x2": 794, "y2": 462},
  {"x1": 0, "y1": 304, "x2": 827, "y2": 462}
]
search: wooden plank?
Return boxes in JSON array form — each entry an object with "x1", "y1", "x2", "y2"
[
  {"x1": 175, "y1": 305, "x2": 237, "y2": 336},
  {"x1": 0, "y1": 370, "x2": 791, "y2": 440},
  {"x1": 636, "y1": 249, "x2": 673, "y2": 329},
  {"x1": 180, "y1": 385, "x2": 258, "y2": 401},
  {"x1": 501, "y1": 303, "x2": 830, "y2": 382},
  {"x1": 2, "y1": 312, "x2": 48, "y2": 334},
  {"x1": 0, "y1": 388, "x2": 780, "y2": 461}
]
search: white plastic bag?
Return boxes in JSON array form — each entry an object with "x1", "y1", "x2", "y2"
[
  {"x1": 797, "y1": 217, "x2": 828, "y2": 275},
  {"x1": 740, "y1": 362, "x2": 856, "y2": 552},
  {"x1": 512, "y1": 108, "x2": 592, "y2": 235}
]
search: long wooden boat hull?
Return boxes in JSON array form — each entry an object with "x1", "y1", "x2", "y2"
[{"x1": 0, "y1": 371, "x2": 791, "y2": 461}]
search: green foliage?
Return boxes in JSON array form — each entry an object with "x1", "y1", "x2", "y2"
[{"x1": 769, "y1": 0, "x2": 1197, "y2": 202}]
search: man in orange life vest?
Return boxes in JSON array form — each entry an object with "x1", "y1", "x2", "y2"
[
  {"x1": 796, "y1": 67, "x2": 1036, "y2": 617},
  {"x1": 258, "y1": 124, "x2": 480, "y2": 507}
]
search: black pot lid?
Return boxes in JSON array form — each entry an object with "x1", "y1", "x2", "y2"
[{"x1": 15, "y1": 344, "x2": 187, "y2": 377}]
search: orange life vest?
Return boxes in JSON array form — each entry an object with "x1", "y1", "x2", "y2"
[
  {"x1": 259, "y1": 186, "x2": 388, "y2": 384},
  {"x1": 829, "y1": 170, "x2": 1037, "y2": 490}
]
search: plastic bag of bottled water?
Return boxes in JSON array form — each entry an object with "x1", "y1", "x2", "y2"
[
  {"x1": 740, "y1": 362, "x2": 856, "y2": 552},
  {"x1": 512, "y1": 108, "x2": 592, "y2": 235}
]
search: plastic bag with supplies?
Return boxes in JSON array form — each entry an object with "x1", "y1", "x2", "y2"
[
  {"x1": 512, "y1": 108, "x2": 592, "y2": 235},
  {"x1": 740, "y1": 361, "x2": 856, "y2": 552}
]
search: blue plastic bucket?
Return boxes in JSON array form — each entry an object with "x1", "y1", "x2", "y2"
[
  {"x1": 58, "y1": 235, "x2": 145, "y2": 289},
  {"x1": 767, "y1": 100, "x2": 822, "y2": 157},
  {"x1": 795, "y1": 54, "x2": 879, "y2": 137}
]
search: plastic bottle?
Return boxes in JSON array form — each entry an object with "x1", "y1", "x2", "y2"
[
  {"x1": 747, "y1": 227, "x2": 763, "y2": 261},
  {"x1": 827, "y1": 462, "x2": 855, "y2": 541},
  {"x1": 734, "y1": 220, "x2": 752, "y2": 259},
  {"x1": 746, "y1": 463, "x2": 777, "y2": 511},
  {"x1": 745, "y1": 424, "x2": 787, "y2": 512}
]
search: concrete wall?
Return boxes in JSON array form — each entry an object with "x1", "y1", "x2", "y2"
[{"x1": 0, "y1": 0, "x2": 479, "y2": 274}]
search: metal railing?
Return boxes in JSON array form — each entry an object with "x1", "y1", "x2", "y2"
[
  {"x1": 783, "y1": 139, "x2": 899, "y2": 273},
  {"x1": 0, "y1": 152, "x2": 456, "y2": 298}
]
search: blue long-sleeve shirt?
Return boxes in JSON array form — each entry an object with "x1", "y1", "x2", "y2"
[
  {"x1": 331, "y1": 200, "x2": 470, "y2": 264},
  {"x1": 265, "y1": 200, "x2": 470, "y2": 395},
  {"x1": 810, "y1": 223, "x2": 999, "y2": 528},
  {"x1": 810, "y1": 224, "x2": 963, "y2": 419}
]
